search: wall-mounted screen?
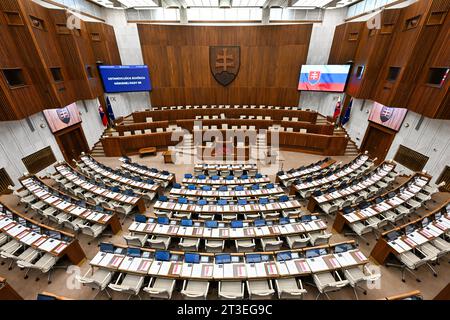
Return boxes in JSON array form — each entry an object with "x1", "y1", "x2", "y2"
[
  {"x1": 298, "y1": 65, "x2": 351, "y2": 92},
  {"x1": 98, "y1": 65, "x2": 152, "y2": 93},
  {"x1": 369, "y1": 102, "x2": 408, "y2": 132},
  {"x1": 43, "y1": 103, "x2": 81, "y2": 133}
]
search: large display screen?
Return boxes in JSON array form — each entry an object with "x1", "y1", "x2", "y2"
[
  {"x1": 298, "y1": 65, "x2": 351, "y2": 92},
  {"x1": 368, "y1": 102, "x2": 408, "y2": 132},
  {"x1": 98, "y1": 65, "x2": 152, "y2": 93},
  {"x1": 43, "y1": 103, "x2": 81, "y2": 133}
]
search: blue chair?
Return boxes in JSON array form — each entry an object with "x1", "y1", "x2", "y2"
[
  {"x1": 259, "y1": 198, "x2": 269, "y2": 205},
  {"x1": 238, "y1": 199, "x2": 247, "y2": 205},
  {"x1": 157, "y1": 217, "x2": 170, "y2": 224},
  {"x1": 187, "y1": 185, "x2": 196, "y2": 190},
  {"x1": 251, "y1": 184, "x2": 260, "y2": 190},
  {"x1": 155, "y1": 250, "x2": 170, "y2": 261},
  {"x1": 218, "y1": 186, "x2": 228, "y2": 191},
  {"x1": 134, "y1": 215, "x2": 147, "y2": 223},
  {"x1": 197, "y1": 174, "x2": 206, "y2": 180},
  {"x1": 265, "y1": 183, "x2": 274, "y2": 189},
  {"x1": 211, "y1": 175, "x2": 220, "y2": 180},
  {"x1": 254, "y1": 219, "x2": 266, "y2": 227},
  {"x1": 279, "y1": 195, "x2": 289, "y2": 202},
  {"x1": 218, "y1": 199, "x2": 227, "y2": 206},
  {"x1": 226, "y1": 175, "x2": 234, "y2": 180},
  {"x1": 240, "y1": 175, "x2": 248, "y2": 179},
  {"x1": 178, "y1": 197, "x2": 188, "y2": 204},
  {"x1": 172, "y1": 183, "x2": 182, "y2": 189},
  {"x1": 158, "y1": 195, "x2": 168, "y2": 202},
  {"x1": 279, "y1": 217, "x2": 290, "y2": 225},
  {"x1": 276, "y1": 252, "x2": 292, "y2": 261},
  {"x1": 235, "y1": 186, "x2": 244, "y2": 191},
  {"x1": 231, "y1": 220, "x2": 243, "y2": 228},
  {"x1": 246, "y1": 254, "x2": 261, "y2": 263},
  {"x1": 197, "y1": 199, "x2": 207, "y2": 206},
  {"x1": 312, "y1": 190, "x2": 322, "y2": 197},
  {"x1": 202, "y1": 185, "x2": 212, "y2": 191},
  {"x1": 205, "y1": 220, "x2": 218, "y2": 228},
  {"x1": 146, "y1": 179, "x2": 155, "y2": 185},
  {"x1": 255, "y1": 173, "x2": 263, "y2": 179},
  {"x1": 185, "y1": 253, "x2": 200, "y2": 264},
  {"x1": 184, "y1": 173, "x2": 193, "y2": 179},
  {"x1": 216, "y1": 254, "x2": 231, "y2": 264},
  {"x1": 181, "y1": 219, "x2": 193, "y2": 227}
]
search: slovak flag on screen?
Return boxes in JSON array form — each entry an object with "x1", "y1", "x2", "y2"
[{"x1": 298, "y1": 65, "x2": 351, "y2": 92}]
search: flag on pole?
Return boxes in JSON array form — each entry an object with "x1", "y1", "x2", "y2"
[
  {"x1": 332, "y1": 98, "x2": 342, "y2": 122},
  {"x1": 340, "y1": 98, "x2": 353, "y2": 126},
  {"x1": 98, "y1": 105, "x2": 108, "y2": 127},
  {"x1": 106, "y1": 96, "x2": 115, "y2": 125}
]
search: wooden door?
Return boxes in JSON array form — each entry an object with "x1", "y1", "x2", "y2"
[
  {"x1": 360, "y1": 122, "x2": 396, "y2": 164},
  {"x1": 55, "y1": 124, "x2": 90, "y2": 164}
]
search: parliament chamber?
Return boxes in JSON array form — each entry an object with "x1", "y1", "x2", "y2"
[{"x1": 0, "y1": 0, "x2": 449, "y2": 306}]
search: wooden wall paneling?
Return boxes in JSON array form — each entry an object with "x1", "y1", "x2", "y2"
[
  {"x1": 48, "y1": 9, "x2": 103, "y2": 101},
  {"x1": 328, "y1": 22, "x2": 364, "y2": 65},
  {"x1": 373, "y1": 0, "x2": 450, "y2": 108},
  {"x1": 407, "y1": 8, "x2": 450, "y2": 119},
  {"x1": 346, "y1": 9, "x2": 402, "y2": 99},
  {"x1": 86, "y1": 22, "x2": 121, "y2": 65},
  {"x1": 18, "y1": 0, "x2": 77, "y2": 108},
  {"x1": 138, "y1": 24, "x2": 312, "y2": 106},
  {"x1": 0, "y1": 0, "x2": 54, "y2": 120}
]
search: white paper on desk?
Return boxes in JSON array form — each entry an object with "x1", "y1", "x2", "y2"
[
  {"x1": 157, "y1": 261, "x2": 171, "y2": 275},
  {"x1": 394, "y1": 239, "x2": 412, "y2": 252},
  {"x1": 303, "y1": 222, "x2": 313, "y2": 231},
  {"x1": 119, "y1": 257, "x2": 134, "y2": 271},
  {"x1": 334, "y1": 252, "x2": 357, "y2": 267},
  {"x1": 129, "y1": 258, "x2": 146, "y2": 273},
  {"x1": 70, "y1": 206, "x2": 86, "y2": 216},
  {"x1": 22, "y1": 233, "x2": 43, "y2": 246},
  {"x1": 284, "y1": 260, "x2": 299, "y2": 275},
  {"x1": 407, "y1": 232, "x2": 428, "y2": 245},
  {"x1": 276, "y1": 261, "x2": 290, "y2": 275},
  {"x1": 159, "y1": 225, "x2": 170, "y2": 234},
  {"x1": 213, "y1": 264, "x2": 224, "y2": 279},
  {"x1": 148, "y1": 261, "x2": 162, "y2": 275},
  {"x1": 388, "y1": 241, "x2": 408, "y2": 253},
  {"x1": 255, "y1": 263, "x2": 267, "y2": 277},
  {"x1": 97, "y1": 253, "x2": 115, "y2": 267},
  {"x1": 306, "y1": 257, "x2": 329, "y2": 272},
  {"x1": 7, "y1": 224, "x2": 26, "y2": 237},
  {"x1": 191, "y1": 263, "x2": 203, "y2": 278},
  {"x1": 90, "y1": 252, "x2": 107, "y2": 266},
  {"x1": 203, "y1": 228, "x2": 212, "y2": 237},
  {"x1": 184, "y1": 227, "x2": 194, "y2": 236},
  {"x1": 425, "y1": 225, "x2": 443, "y2": 237},
  {"x1": 181, "y1": 263, "x2": 193, "y2": 277},
  {"x1": 128, "y1": 222, "x2": 139, "y2": 231},
  {"x1": 245, "y1": 264, "x2": 258, "y2": 278}
]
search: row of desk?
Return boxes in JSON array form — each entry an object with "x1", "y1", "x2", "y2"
[
  {"x1": 55, "y1": 163, "x2": 146, "y2": 213},
  {"x1": 0, "y1": 201, "x2": 86, "y2": 265},
  {"x1": 333, "y1": 173, "x2": 431, "y2": 232},
  {"x1": 20, "y1": 176, "x2": 122, "y2": 235},
  {"x1": 118, "y1": 157, "x2": 175, "y2": 185},
  {"x1": 169, "y1": 185, "x2": 285, "y2": 199},
  {"x1": 307, "y1": 161, "x2": 396, "y2": 212},
  {"x1": 277, "y1": 157, "x2": 336, "y2": 186},
  {"x1": 128, "y1": 216, "x2": 327, "y2": 240},
  {"x1": 89, "y1": 241, "x2": 369, "y2": 281},
  {"x1": 154, "y1": 199, "x2": 302, "y2": 215},
  {"x1": 182, "y1": 176, "x2": 271, "y2": 186},
  {"x1": 370, "y1": 199, "x2": 450, "y2": 264},
  {"x1": 291, "y1": 153, "x2": 372, "y2": 194}
]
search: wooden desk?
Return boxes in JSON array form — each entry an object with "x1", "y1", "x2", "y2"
[
  {"x1": 385, "y1": 290, "x2": 422, "y2": 300},
  {"x1": 139, "y1": 147, "x2": 157, "y2": 157},
  {"x1": 20, "y1": 176, "x2": 123, "y2": 236},
  {"x1": 163, "y1": 150, "x2": 174, "y2": 164},
  {"x1": 0, "y1": 277, "x2": 23, "y2": 300}
]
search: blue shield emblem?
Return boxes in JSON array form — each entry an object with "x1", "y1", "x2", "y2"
[
  {"x1": 380, "y1": 106, "x2": 393, "y2": 123},
  {"x1": 56, "y1": 107, "x2": 71, "y2": 124}
]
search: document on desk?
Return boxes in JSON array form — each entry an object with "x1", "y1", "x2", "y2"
[
  {"x1": 39, "y1": 239, "x2": 61, "y2": 252},
  {"x1": 70, "y1": 206, "x2": 86, "y2": 216},
  {"x1": 233, "y1": 264, "x2": 247, "y2": 278},
  {"x1": 52, "y1": 243, "x2": 67, "y2": 255},
  {"x1": 7, "y1": 225, "x2": 26, "y2": 237},
  {"x1": 148, "y1": 260, "x2": 162, "y2": 275},
  {"x1": 334, "y1": 252, "x2": 357, "y2": 267},
  {"x1": 97, "y1": 253, "x2": 114, "y2": 267},
  {"x1": 389, "y1": 239, "x2": 411, "y2": 253},
  {"x1": 168, "y1": 262, "x2": 182, "y2": 276},
  {"x1": 230, "y1": 228, "x2": 244, "y2": 238},
  {"x1": 90, "y1": 252, "x2": 107, "y2": 266},
  {"x1": 156, "y1": 261, "x2": 170, "y2": 276},
  {"x1": 245, "y1": 264, "x2": 258, "y2": 278},
  {"x1": 306, "y1": 257, "x2": 329, "y2": 272},
  {"x1": 109, "y1": 255, "x2": 124, "y2": 268},
  {"x1": 407, "y1": 232, "x2": 428, "y2": 245},
  {"x1": 425, "y1": 225, "x2": 443, "y2": 237},
  {"x1": 119, "y1": 257, "x2": 134, "y2": 271},
  {"x1": 181, "y1": 263, "x2": 193, "y2": 277},
  {"x1": 213, "y1": 264, "x2": 224, "y2": 279}
]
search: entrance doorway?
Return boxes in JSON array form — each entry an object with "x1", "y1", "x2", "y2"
[
  {"x1": 54, "y1": 124, "x2": 90, "y2": 165},
  {"x1": 360, "y1": 122, "x2": 396, "y2": 165}
]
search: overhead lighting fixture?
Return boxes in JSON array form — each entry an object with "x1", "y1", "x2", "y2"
[{"x1": 219, "y1": 0, "x2": 231, "y2": 8}]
